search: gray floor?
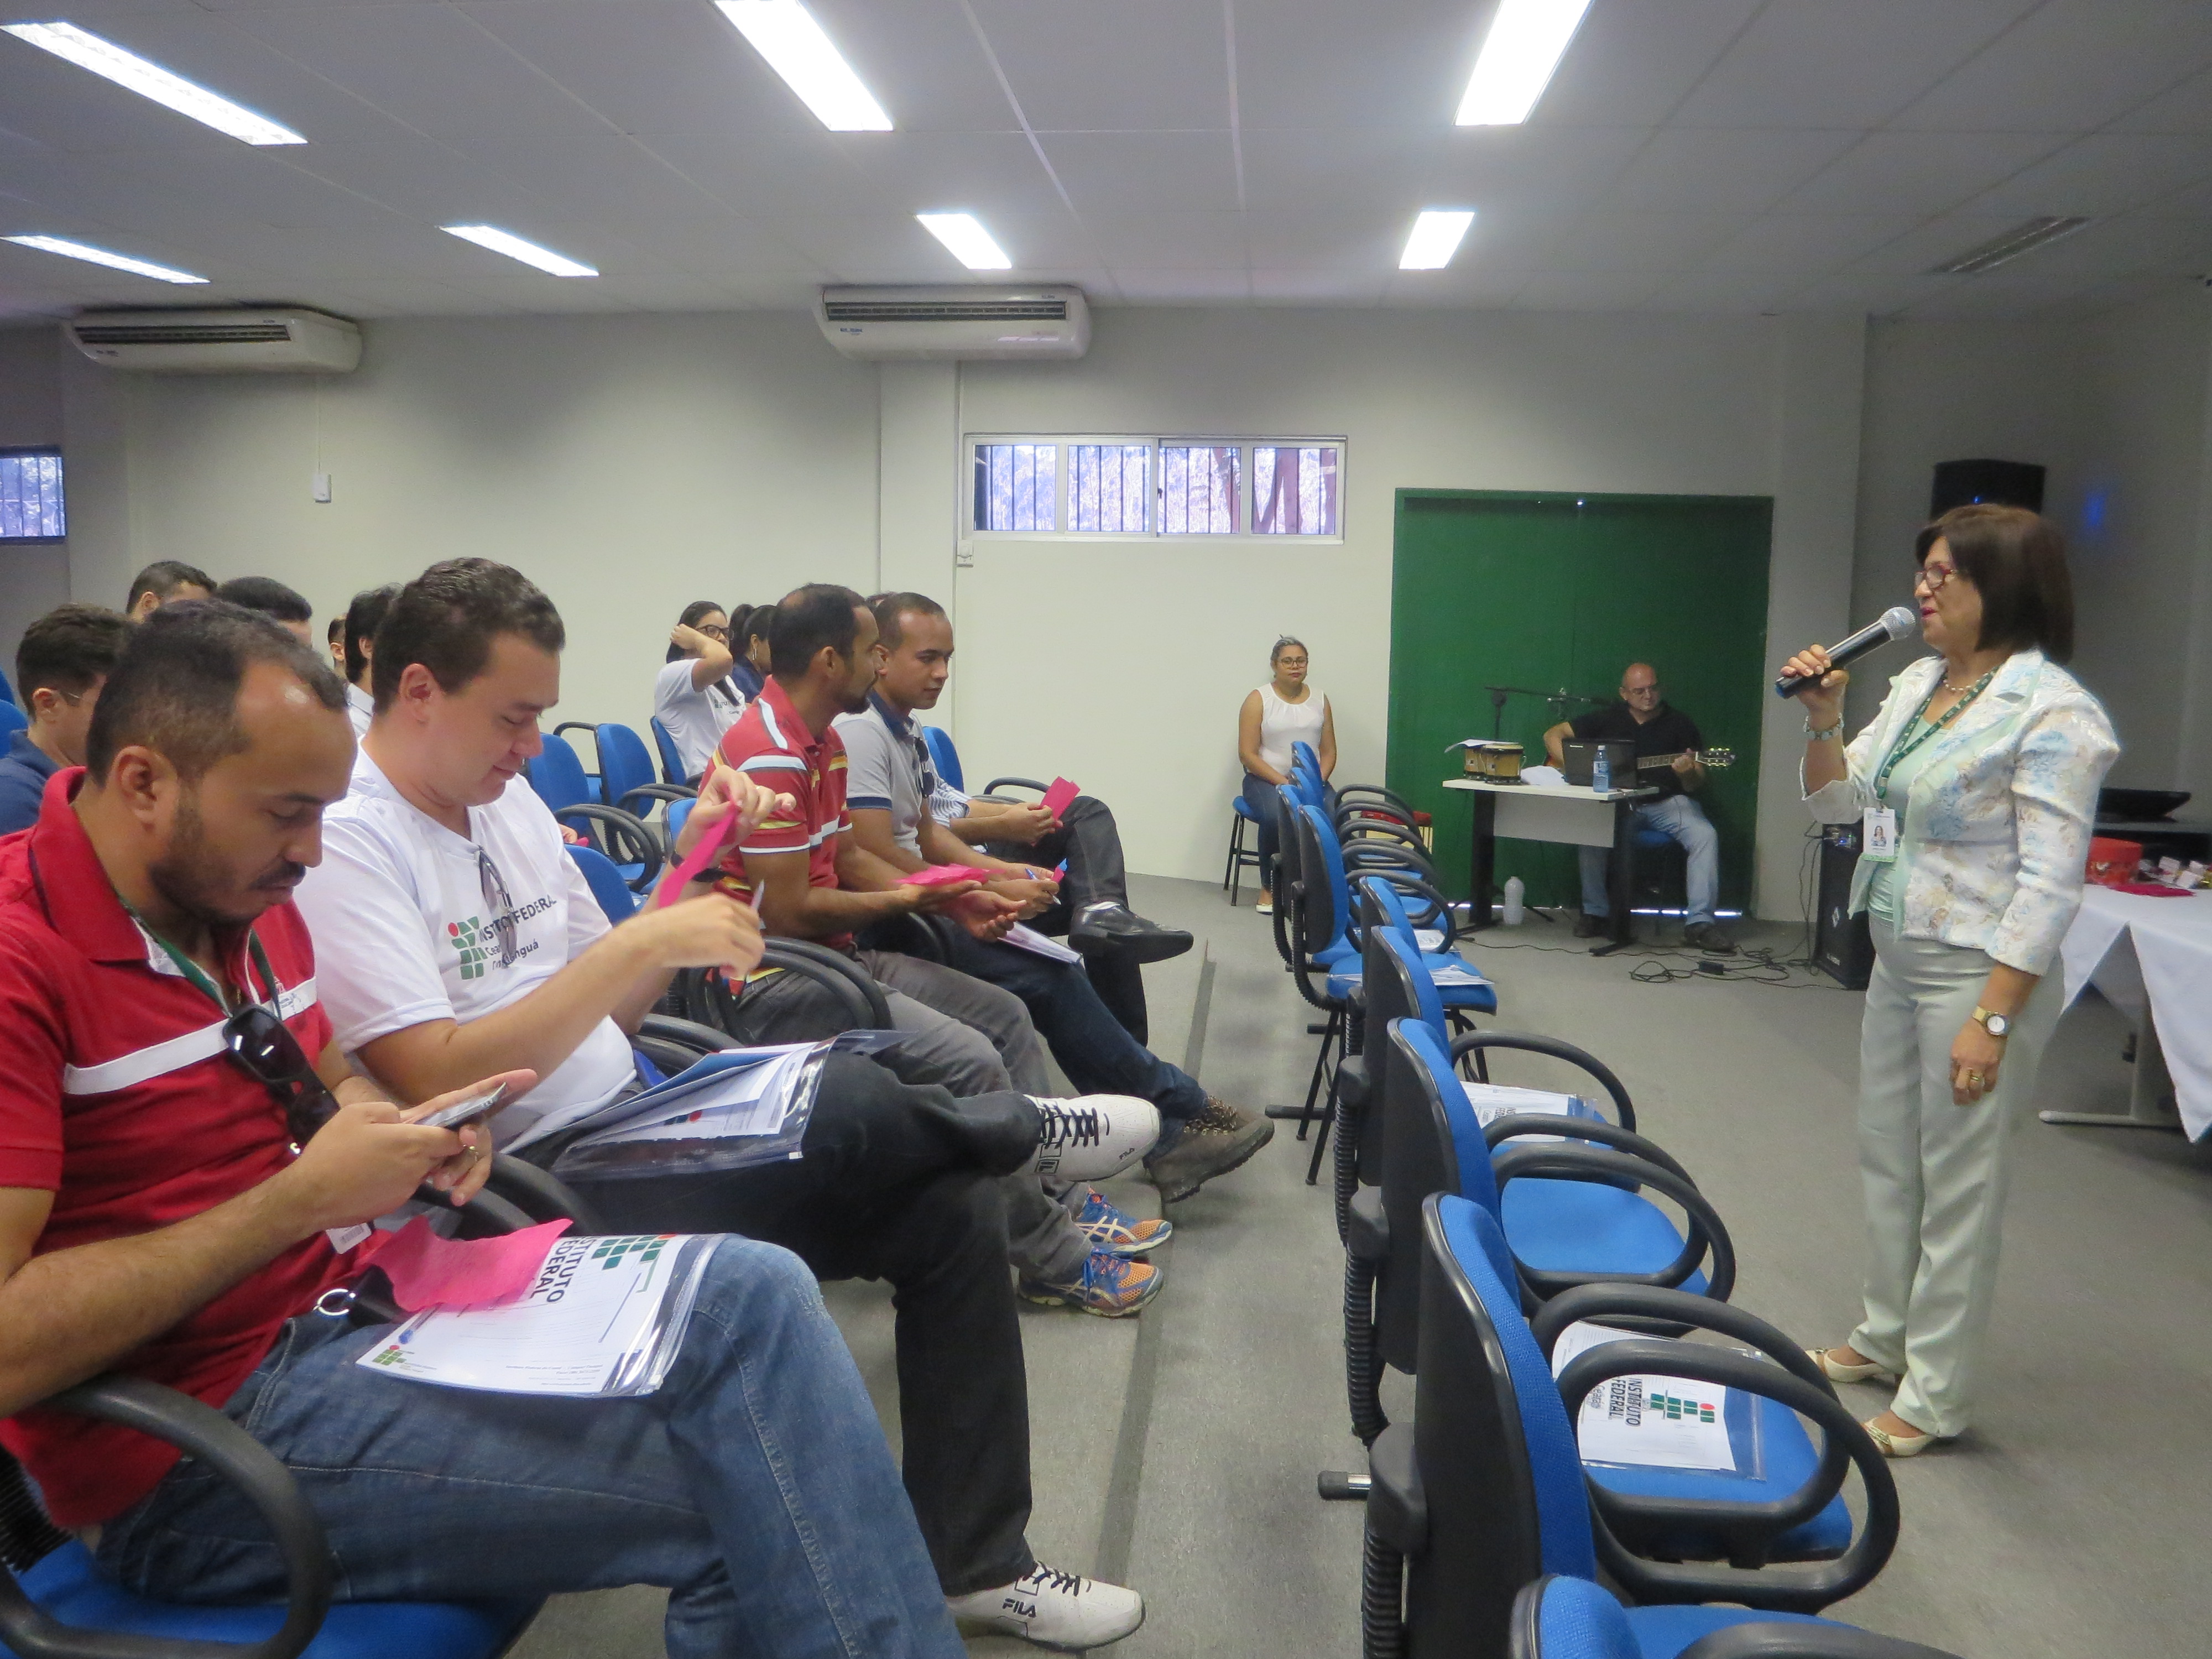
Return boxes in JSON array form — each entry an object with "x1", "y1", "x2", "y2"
[{"x1": 515, "y1": 877, "x2": 2212, "y2": 1659}]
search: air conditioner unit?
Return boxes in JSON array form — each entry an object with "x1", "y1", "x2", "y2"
[
  {"x1": 63, "y1": 308, "x2": 362, "y2": 373},
  {"x1": 815, "y1": 285, "x2": 1089, "y2": 361}
]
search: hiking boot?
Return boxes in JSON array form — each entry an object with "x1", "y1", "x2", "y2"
[{"x1": 1145, "y1": 1097, "x2": 1273, "y2": 1203}]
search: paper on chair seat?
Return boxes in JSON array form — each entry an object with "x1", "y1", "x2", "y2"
[
  {"x1": 1550, "y1": 1320, "x2": 1738, "y2": 1473},
  {"x1": 1430, "y1": 962, "x2": 1488, "y2": 986},
  {"x1": 359, "y1": 1233, "x2": 717, "y2": 1397},
  {"x1": 1462, "y1": 1082, "x2": 1594, "y2": 1144},
  {"x1": 1414, "y1": 928, "x2": 1446, "y2": 951}
]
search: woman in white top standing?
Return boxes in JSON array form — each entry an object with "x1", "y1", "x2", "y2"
[
  {"x1": 654, "y1": 601, "x2": 745, "y2": 784},
  {"x1": 1237, "y1": 635, "x2": 1335, "y2": 914}
]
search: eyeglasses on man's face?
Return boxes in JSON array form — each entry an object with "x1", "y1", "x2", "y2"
[{"x1": 1622, "y1": 683, "x2": 1661, "y2": 699}]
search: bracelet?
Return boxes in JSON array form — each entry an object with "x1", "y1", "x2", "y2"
[{"x1": 1804, "y1": 717, "x2": 1844, "y2": 742}]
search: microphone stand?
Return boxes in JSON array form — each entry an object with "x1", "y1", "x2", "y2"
[{"x1": 1482, "y1": 684, "x2": 1609, "y2": 739}]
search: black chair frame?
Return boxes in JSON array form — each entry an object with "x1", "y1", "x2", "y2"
[{"x1": 552, "y1": 803, "x2": 663, "y2": 894}]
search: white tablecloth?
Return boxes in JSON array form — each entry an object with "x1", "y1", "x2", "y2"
[{"x1": 2058, "y1": 888, "x2": 2212, "y2": 1138}]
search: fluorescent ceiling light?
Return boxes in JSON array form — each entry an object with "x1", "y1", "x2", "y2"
[
  {"x1": 2, "y1": 21, "x2": 304, "y2": 145},
  {"x1": 1455, "y1": 0, "x2": 1592, "y2": 126},
  {"x1": 1928, "y1": 216, "x2": 2093, "y2": 276},
  {"x1": 441, "y1": 225, "x2": 598, "y2": 277},
  {"x1": 917, "y1": 212, "x2": 1011, "y2": 271},
  {"x1": 1400, "y1": 210, "x2": 1475, "y2": 270},
  {"x1": 714, "y1": 0, "x2": 892, "y2": 132},
  {"x1": 4, "y1": 234, "x2": 206, "y2": 283}
]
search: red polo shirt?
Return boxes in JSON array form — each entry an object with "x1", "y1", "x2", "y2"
[
  {"x1": 0, "y1": 769, "x2": 373, "y2": 1527},
  {"x1": 714, "y1": 676, "x2": 853, "y2": 948}
]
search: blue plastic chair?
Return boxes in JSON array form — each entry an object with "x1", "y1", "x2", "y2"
[
  {"x1": 592, "y1": 722, "x2": 694, "y2": 840},
  {"x1": 568, "y1": 842, "x2": 639, "y2": 925},
  {"x1": 1361, "y1": 1195, "x2": 1899, "y2": 1658},
  {"x1": 525, "y1": 737, "x2": 660, "y2": 892},
  {"x1": 1510, "y1": 1574, "x2": 1957, "y2": 1659},
  {"x1": 0, "y1": 702, "x2": 25, "y2": 744},
  {"x1": 921, "y1": 725, "x2": 963, "y2": 791},
  {"x1": 1225, "y1": 794, "x2": 1263, "y2": 905},
  {"x1": 650, "y1": 717, "x2": 687, "y2": 786}
]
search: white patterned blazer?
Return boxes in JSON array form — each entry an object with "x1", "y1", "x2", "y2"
[{"x1": 1803, "y1": 649, "x2": 2119, "y2": 976}]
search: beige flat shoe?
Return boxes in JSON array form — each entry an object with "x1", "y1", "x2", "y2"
[
  {"x1": 1864, "y1": 1417, "x2": 1944, "y2": 1458},
  {"x1": 1808, "y1": 1346, "x2": 1899, "y2": 1385}
]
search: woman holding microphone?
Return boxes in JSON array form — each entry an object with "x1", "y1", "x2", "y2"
[{"x1": 1785, "y1": 503, "x2": 2116, "y2": 1457}]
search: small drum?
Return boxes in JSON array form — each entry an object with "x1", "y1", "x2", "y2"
[{"x1": 1462, "y1": 740, "x2": 1525, "y2": 784}]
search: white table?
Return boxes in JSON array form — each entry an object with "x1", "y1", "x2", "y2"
[
  {"x1": 1443, "y1": 777, "x2": 1658, "y2": 954},
  {"x1": 2041, "y1": 887, "x2": 2212, "y2": 1138}
]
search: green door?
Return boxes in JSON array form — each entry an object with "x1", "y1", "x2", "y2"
[{"x1": 1386, "y1": 489, "x2": 1772, "y2": 912}]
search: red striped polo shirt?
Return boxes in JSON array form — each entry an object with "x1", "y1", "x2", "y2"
[
  {"x1": 0, "y1": 769, "x2": 371, "y2": 1527},
  {"x1": 714, "y1": 676, "x2": 853, "y2": 948}
]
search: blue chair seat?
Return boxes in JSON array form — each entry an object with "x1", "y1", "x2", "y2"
[
  {"x1": 1623, "y1": 1603, "x2": 1848, "y2": 1659},
  {"x1": 1582, "y1": 1387, "x2": 1854, "y2": 1563},
  {"x1": 1501, "y1": 1178, "x2": 1710, "y2": 1296},
  {"x1": 1327, "y1": 950, "x2": 1496, "y2": 1014},
  {"x1": 1233, "y1": 794, "x2": 1256, "y2": 820},
  {"x1": 19, "y1": 1541, "x2": 538, "y2": 1659}
]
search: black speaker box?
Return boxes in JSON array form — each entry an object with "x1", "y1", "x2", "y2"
[
  {"x1": 1931, "y1": 458, "x2": 2045, "y2": 516},
  {"x1": 1813, "y1": 823, "x2": 1874, "y2": 990}
]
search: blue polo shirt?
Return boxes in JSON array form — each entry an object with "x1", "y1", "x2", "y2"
[{"x1": 0, "y1": 731, "x2": 58, "y2": 837}]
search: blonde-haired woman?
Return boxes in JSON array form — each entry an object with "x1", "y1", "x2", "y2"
[
  {"x1": 1783, "y1": 503, "x2": 2116, "y2": 1456},
  {"x1": 1238, "y1": 636, "x2": 1334, "y2": 914}
]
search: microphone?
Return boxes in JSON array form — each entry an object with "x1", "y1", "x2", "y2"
[{"x1": 1774, "y1": 606, "x2": 1919, "y2": 699}]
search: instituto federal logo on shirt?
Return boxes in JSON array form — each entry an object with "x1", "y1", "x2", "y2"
[{"x1": 447, "y1": 917, "x2": 489, "y2": 980}]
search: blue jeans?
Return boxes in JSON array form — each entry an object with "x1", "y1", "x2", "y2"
[
  {"x1": 1578, "y1": 794, "x2": 1720, "y2": 927},
  {"x1": 95, "y1": 1238, "x2": 962, "y2": 1659},
  {"x1": 1241, "y1": 773, "x2": 1285, "y2": 889},
  {"x1": 933, "y1": 928, "x2": 1209, "y2": 1131}
]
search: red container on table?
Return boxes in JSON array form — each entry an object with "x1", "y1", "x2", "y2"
[{"x1": 2085, "y1": 837, "x2": 2143, "y2": 888}]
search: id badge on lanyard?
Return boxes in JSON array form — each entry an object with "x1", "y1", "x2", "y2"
[{"x1": 1861, "y1": 806, "x2": 1899, "y2": 863}]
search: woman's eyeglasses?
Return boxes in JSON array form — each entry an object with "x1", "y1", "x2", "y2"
[
  {"x1": 1917, "y1": 563, "x2": 1957, "y2": 594},
  {"x1": 700, "y1": 625, "x2": 729, "y2": 640},
  {"x1": 223, "y1": 1004, "x2": 338, "y2": 1147}
]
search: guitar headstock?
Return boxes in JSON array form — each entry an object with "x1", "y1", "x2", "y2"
[{"x1": 1699, "y1": 747, "x2": 1735, "y2": 769}]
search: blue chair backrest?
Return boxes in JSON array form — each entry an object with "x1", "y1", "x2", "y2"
[
  {"x1": 596, "y1": 723, "x2": 659, "y2": 809},
  {"x1": 1376, "y1": 923, "x2": 1449, "y2": 1035},
  {"x1": 667, "y1": 797, "x2": 695, "y2": 844},
  {"x1": 921, "y1": 725, "x2": 963, "y2": 791},
  {"x1": 525, "y1": 734, "x2": 594, "y2": 814},
  {"x1": 1300, "y1": 803, "x2": 1353, "y2": 953},
  {"x1": 1399, "y1": 1015, "x2": 1504, "y2": 1214},
  {"x1": 1289, "y1": 758, "x2": 1326, "y2": 810},
  {"x1": 1434, "y1": 1196, "x2": 1599, "y2": 1579},
  {"x1": 649, "y1": 718, "x2": 687, "y2": 785},
  {"x1": 0, "y1": 702, "x2": 24, "y2": 743},
  {"x1": 567, "y1": 843, "x2": 638, "y2": 925},
  {"x1": 1292, "y1": 739, "x2": 1321, "y2": 779},
  {"x1": 1521, "y1": 1576, "x2": 1641, "y2": 1659}
]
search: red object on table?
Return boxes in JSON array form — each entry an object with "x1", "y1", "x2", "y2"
[
  {"x1": 2085, "y1": 836, "x2": 2143, "y2": 888},
  {"x1": 1040, "y1": 777, "x2": 1079, "y2": 820},
  {"x1": 2114, "y1": 881, "x2": 2194, "y2": 898}
]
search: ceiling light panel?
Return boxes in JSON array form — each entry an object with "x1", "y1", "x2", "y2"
[
  {"x1": 4, "y1": 234, "x2": 207, "y2": 283},
  {"x1": 1, "y1": 22, "x2": 305, "y2": 145},
  {"x1": 714, "y1": 0, "x2": 891, "y2": 132},
  {"x1": 917, "y1": 212, "x2": 1011, "y2": 270},
  {"x1": 1455, "y1": 0, "x2": 1593, "y2": 126},
  {"x1": 1400, "y1": 210, "x2": 1475, "y2": 269},
  {"x1": 441, "y1": 225, "x2": 598, "y2": 276},
  {"x1": 1928, "y1": 216, "x2": 2093, "y2": 276}
]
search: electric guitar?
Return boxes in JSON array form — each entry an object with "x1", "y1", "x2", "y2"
[{"x1": 1634, "y1": 747, "x2": 1734, "y2": 772}]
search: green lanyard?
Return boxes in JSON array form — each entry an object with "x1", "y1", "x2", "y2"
[
  {"x1": 131, "y1": 911, "x2": 276, "y2": 1017},
  {"x1": 1872, "y1": 668, "x2": 1994, "y2": 804}
]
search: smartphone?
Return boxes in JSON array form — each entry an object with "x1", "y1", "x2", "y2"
[{"x1": 416, "y1": 1082, "x2": 513, "y2": 1132}]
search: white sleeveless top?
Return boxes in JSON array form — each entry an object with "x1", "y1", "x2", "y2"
[{"x1": 1254, "y1": 684, "x2": 1326, "y2": 775}]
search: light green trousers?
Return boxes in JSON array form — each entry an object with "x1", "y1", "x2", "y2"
[{"x1": 1847, "y1": 915, "x2": 2060, "y2": 1439}]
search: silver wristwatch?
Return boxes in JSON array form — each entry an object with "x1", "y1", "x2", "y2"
[{"x1": 1971, "y1": 1006, "x2": 2011, "y2": 1039}]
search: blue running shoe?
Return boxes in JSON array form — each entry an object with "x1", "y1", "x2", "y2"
[
  {"x1": 1071, "y1": 1187, "x2": 1174, "y2": 1256},
  {"x1": 1018, "y1": 1249, "x2": 1164, "y2": 1317}
]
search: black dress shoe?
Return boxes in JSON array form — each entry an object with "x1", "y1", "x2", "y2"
[
  {"x1": 1683, "y1": 921, "x2": 1736, "y2": 954},
  {"x1": 1070, "y1": 903, "x2": 1194, "y2": 964},
  {"x1": 1573, "y1": 912, "x2": 1609, "y2": 939}
]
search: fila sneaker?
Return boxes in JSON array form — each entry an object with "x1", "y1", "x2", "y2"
[
  {"x1": 946, "y1": 1562, "x2": 1145, "y2": 1651},
  {"x1": 1025, "y1": 1095, "x2": 1159, "y2": 1186}
]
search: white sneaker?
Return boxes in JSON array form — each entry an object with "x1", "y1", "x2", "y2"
[
  {"x1": 1026, "y1": 1096, "x2": 1159, "y2": 1186},
  {"x1": 946, "y1": 1563, "x2": 1145, "y2": 1651}
]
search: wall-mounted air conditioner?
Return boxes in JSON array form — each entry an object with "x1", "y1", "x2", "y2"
[
  {"x1": 62, "y1": 308, "x2": 362, "y2": 373},
  {"x1": 815, "y1": 285, "x2": 1089, "y2": 361}
]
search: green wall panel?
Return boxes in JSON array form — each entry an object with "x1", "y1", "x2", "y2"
[{"x1": 1385, "y1": 489, "x2": 1773, "y2": 911}]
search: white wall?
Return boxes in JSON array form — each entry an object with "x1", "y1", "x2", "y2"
[{"x1": 0, "y1": 327, "x2": 71, "y2": 685}]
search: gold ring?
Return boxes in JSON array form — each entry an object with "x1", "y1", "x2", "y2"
[{"x1": 1966, "y1": 1071, "x2": 1984, "y2": 1086}]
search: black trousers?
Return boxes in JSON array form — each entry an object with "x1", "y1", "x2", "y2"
[
  {"x1": 570, "y1": 1053, "x2": 1041, "y2": 1598},
  {"x1": 982, "y1": 793, "x2": 1150, "y2": 1044}
]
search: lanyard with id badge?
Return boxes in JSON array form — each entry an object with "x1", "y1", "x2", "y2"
[{"x1": 1863, "y1": 668, "x2": 1995, "y2": 864}]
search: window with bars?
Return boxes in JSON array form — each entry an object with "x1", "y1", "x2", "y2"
[
  {"x1": 0, "y1": 450, "x2": 64, "y2": 541},
  {"x1": 966, "y1": 436, "x2": 1342, "y2": 539}
]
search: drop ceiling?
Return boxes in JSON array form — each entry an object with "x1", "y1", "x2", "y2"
[{"x1": 3, "y1": 0, "x2": 2212, "y2": 322}]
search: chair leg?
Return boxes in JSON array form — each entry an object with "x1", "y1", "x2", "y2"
[
  {"x1": 1360, "y1": 1526, "x2": 1406, "y2": 1659},
  {"x1": 1345, "y1": 1253, "x2": 1387, "y2": 1445}
]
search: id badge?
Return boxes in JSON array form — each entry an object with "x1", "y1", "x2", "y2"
[{"x1": 1861, "y1": 806, "x2": 1898, "y2": 864}]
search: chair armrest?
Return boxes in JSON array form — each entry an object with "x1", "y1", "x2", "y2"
[
  {"x1": 677, "y1": 943, "x2": 892, "y2": 1036},
  {"x1": 615, "y1": 784, "x2": 697, "y2": 820},
  {"x1": 552, "y1": 722, "x2": 598, "y2": 740},
  {"x1": 553, "y1": 805, "x2": 664, "y2": 893},
  {"x1": 636, "y1": 1013, "x2": 734, "y2": 1056},
  {"x1": 1336, "y1": 784, "x2": 1421, "y2": 818},
  {"x1": 1449, "y1": 1030, "x2": 1638, "y2": 1133},
  {"x1": 480, "y1": 1156, "x2": 604, "y2": 1235},
  {"x1": 1489, "y1": 1143, "x2": 1735, "y2": 1303},
  {"x1": 982, "y1": 776, "x2": 1051, "y2": 798},
  {"x1": 1, "y1": 1376, "x2": 334, "y2": 1659},
  {"x1": 1680, "y1": 1625, "x2": 1960, "y2": 1659}
]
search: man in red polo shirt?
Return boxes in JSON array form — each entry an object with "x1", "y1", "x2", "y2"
[{"x1": 0, "y1": 602, "x2": 969, "y2": 1657}]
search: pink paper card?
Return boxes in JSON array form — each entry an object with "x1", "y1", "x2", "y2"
[
  {"x1": 659, "y1": 807, "x2": 739, "y2": 908},
  {"x1": 1040, "y1": 778, "x2": 1079, "y2": 820},
  {"x1": 374, "y1": 1215, "x2": 571, "y2": 1311},
  {"x1": 901, "y1": 864, "x2": 995, "y2": 887}
]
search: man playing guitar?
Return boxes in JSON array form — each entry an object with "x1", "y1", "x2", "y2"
[{"x1": 1543, "y1": 661, "x2": 1734, "y2": 953}]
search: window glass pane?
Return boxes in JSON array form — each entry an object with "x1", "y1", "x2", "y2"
[
  {"x1": 972, "y1": 443, "x2": 1058, "y2": 532},
  {"x1": 1070, "y1": 444, "x2": 1150, "y2": 533},
  {"x1": 1159, "y1": 445, "x2": 1240, "y2": 534},
  {"x1": 1253, "y1": 446, "x2": 1339, "y2": 536},
  {"x1": 0, "y1": 452, "x2": 65, "y2": 540}
]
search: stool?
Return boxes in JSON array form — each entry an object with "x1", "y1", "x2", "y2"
[
  {"x1": 1631, "y1": 827, "x2": 1689, "y2": 932},
  {"x1": 1225, "y1": 795, "x2": 1262, "y2": 905}
]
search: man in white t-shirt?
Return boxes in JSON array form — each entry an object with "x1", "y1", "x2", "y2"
[{"x1": 292, "y1": 558, "x2": 1152, "y2": 1653}]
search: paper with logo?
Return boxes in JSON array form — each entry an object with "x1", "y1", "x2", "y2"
[
  {"x1": 1550, "y1": 1320, "x2": 1740, "y2": 1474},
  {"x1": 901, "y1": 863, "x2": 996, "y2": 887},
  {"x1": 1040, "y1": 778, "x2": 1080, "y2": 820},
  {"x1": 999, "y1": 923, "x2": 1082, "y2": 965},
  {"x1": 358, "y1": 1233, "x2": 716, "y2": 1397},
  {"x1": 373, "y1": 1215, "x2": 571, "y2": 1312},
  {"x1": 1462, "y1": 1083, "x2": 1596, "y2": 1145},
  {"x1": 545, "y1": 1032, "x2": 908, "y2": 1181}
]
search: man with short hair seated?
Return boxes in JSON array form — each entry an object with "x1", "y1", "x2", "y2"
[
  {"x1": 293, "y1": 561, "x2": 1148, "y2": 1650},
  {"x1": 0, "y1": 603, "x2": 131, "y2": 836},
  {"x1": 0, "y1": 599, "x2": 967, "y2": 1658},
  {"x1": 338, "y1": 582, "x2": 398, "y2": 736},
  {"x1": 844, "y1": 592, "x2": 1274, "y2": 1228},
  {"x1": 123, "y1": 559, "x2": 212, "y2": 621},
  {"x1": 212, "y1": 576, "x2": 317, "y2": 647}
]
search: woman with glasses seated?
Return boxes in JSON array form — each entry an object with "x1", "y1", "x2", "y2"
[
  {"x1": 1785, "y1": 503, "x2": 2117, "y2": 1458},
  {"x1": 1236, "y1": 635, "x2": 1333, "y2": 915},
  {"x1": 655, "y1": 600, "x2": 745, "y2": 785}
]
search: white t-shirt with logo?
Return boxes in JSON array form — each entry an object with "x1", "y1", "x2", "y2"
[
  {"x1": 653, "y1": 659, "x2": 745, "y2": 784},
  {"x1": 294, "y1": 748, "x2": 636, "y2": 1149}
]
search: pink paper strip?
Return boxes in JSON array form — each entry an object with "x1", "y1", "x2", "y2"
[
  {"x1": 901, "y1": 864, "x2": 995, "y2": 887},
  {"x1": 374, "y1": 1215, "x2": 571, "y2": 1311},
  {"x1": 659, "y1": 806, "x2": 738, "y2": 908},
  {"x1": 1040, "y1": 778, "x2": 1079, "y2": 819}
]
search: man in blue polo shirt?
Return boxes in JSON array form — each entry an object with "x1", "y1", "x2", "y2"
[{"x1": 0, "y1": 603, "x2": 132, "y2": 836}]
